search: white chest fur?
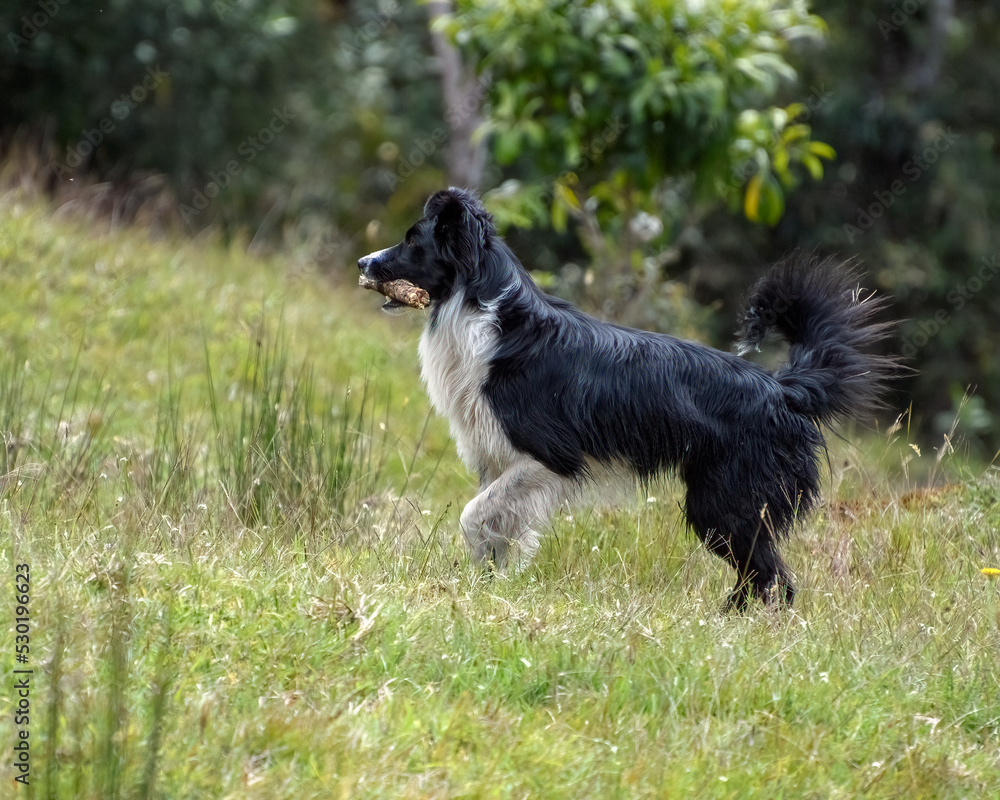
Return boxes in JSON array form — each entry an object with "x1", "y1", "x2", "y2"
[{"x1": 417, "y1": 294, "x2": 515, "y2": 481}]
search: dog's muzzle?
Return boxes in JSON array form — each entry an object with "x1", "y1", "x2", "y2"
[
  {"x1": 357, "y1": 248, "x2": 409, "y2": 314},
  {"x1": 357, "y1": 247, "x2": 389, "y2": 278}
]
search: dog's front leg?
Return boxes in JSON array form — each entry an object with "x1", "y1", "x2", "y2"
[{"x1": 459, "y1": 459, "x2": 568, "y2": 573}]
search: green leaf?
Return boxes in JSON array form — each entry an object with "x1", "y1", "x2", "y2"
[
  {"x1": 801, "y1": 153, "x2": 825, "y2": 181},
  {"x1": 745, "y1": 173, "x2": 764, "y2": 222},
  {"x1": 745, "y1": 171, "x2": 785, "y2": 226},
  {"x1": 551, "y1": 197, "x2": 568, "y2": 233},
  {"x1": 495, "y1": 130, "x2": 522, "y2": 165},
  {"x1": 554, "y1": 181, "x2": 581, "y2": 212},
  {"x1": 807, "y1": 140, "x2": 836, "y2": 160},
  {"x1": 773, "y1": 147, "x2": 790, "y2": 176},
  {"x1": 780, "y1": 123, "x2": 811, "y2": 144}
]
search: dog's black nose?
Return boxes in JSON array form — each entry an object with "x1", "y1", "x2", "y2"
[{"x1": 358, "y1": 248, "x2": 389, "y2": 275}]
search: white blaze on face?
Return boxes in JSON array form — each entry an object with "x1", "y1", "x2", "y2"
[{"x1": 359, "y1": 247, "x2": 391, "y2": 269}]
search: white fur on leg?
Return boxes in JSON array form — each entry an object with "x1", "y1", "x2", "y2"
[
  {"x1": 459, "y1": 458, "x2": 573, "y2": 573},
  {"x1": 506, "y1": 528, "x2": 541, "y2": 574}
]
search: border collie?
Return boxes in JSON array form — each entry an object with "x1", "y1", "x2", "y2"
[{"x1": 359, "y1": 187, "x2": 896, "y2": 609}]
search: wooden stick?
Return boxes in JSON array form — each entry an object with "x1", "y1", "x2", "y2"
[{"x1": 358, "y1": 275, "x2": 430, "y2": 309}]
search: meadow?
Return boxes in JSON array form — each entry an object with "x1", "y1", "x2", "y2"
[{"x1": 1, "y1": 193, "x2": 998, "y2": 798}]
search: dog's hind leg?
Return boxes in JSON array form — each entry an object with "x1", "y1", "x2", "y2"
[
  {"x1": 684, "y1": 479, "x2": 795, "y2": 611},
  {"x1": 459, "y1": 459, "x2": 570, "y2": 573},
  {"x1": 722, "y1": 533, "x2": 795, "y2": 612}
]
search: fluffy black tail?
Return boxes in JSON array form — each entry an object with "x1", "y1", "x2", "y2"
[{"x1": 735, "y1": 255, "x2": 898, "y2": 425}]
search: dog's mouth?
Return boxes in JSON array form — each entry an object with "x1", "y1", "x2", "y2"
[
  {"x1": 380, "y1": 297, "x2": 409, "y2": 315},
  {"x1": 358, "y1": 274, "x2": 431, "y2": 312}
]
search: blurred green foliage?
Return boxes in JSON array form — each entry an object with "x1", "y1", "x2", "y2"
[
  {"x1": 446, "y1": 0, "x2": 832, "y2": 232},
  {"x1": 736, "y1": 0, "x2": 1000, "y2": 450},
  {"x1": 0, "y1": 0, "x2": 445, "y2": 238},
  {"x1": 438, "y1": 0, "x2": 835, "y2": 328},
  {"x1": 2, "y1": 0, "x2": 999, "y2": 448}
]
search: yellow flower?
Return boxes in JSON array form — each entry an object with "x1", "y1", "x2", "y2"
[{"x1": 982, "y1": 568, "x2": 1000, "y2": 578}]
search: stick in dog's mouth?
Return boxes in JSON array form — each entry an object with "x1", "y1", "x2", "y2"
[{"x1": 358, "y1": 275, "x2": 430, "y2": 310}]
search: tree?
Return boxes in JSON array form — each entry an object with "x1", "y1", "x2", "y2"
[
  {"x1": 427, "y1": 1, "x2": 489, "y2": 188},
  {"x1": 439, "y1": 0, "x2": 833, "y2": 320}
]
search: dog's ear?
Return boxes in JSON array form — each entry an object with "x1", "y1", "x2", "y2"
[{"x1": 424, "y1": 188, "x2": 494, "y2": 269}]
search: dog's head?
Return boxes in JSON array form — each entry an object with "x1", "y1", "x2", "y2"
[{"x1": 358, "y1": 187, "x2": 496, "y2": 312}]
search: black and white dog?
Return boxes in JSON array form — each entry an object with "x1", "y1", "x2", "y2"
[{"x1": 359, "y1": 187, "x2": 895, "y2": 609}]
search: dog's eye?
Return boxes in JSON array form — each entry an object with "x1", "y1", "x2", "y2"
[{"x1": 404, "y1": 226, "x2": 420, "y2": 246}]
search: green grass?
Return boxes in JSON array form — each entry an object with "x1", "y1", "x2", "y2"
[{"x1": 1, "y1": 192, "x2": 998, "y2": 798}]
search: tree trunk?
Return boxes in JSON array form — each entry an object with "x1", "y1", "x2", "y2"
[
  {"x1": 427, "y1": 1, "x2": 489, "y2": 188},
  {"x1": 906, "y1": 0, "x2": 954, "y2": 94}
]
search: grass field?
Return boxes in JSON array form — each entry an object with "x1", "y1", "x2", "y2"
[{"x1": 1, "y1": 192, "x2": 999, "y2": 798}]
